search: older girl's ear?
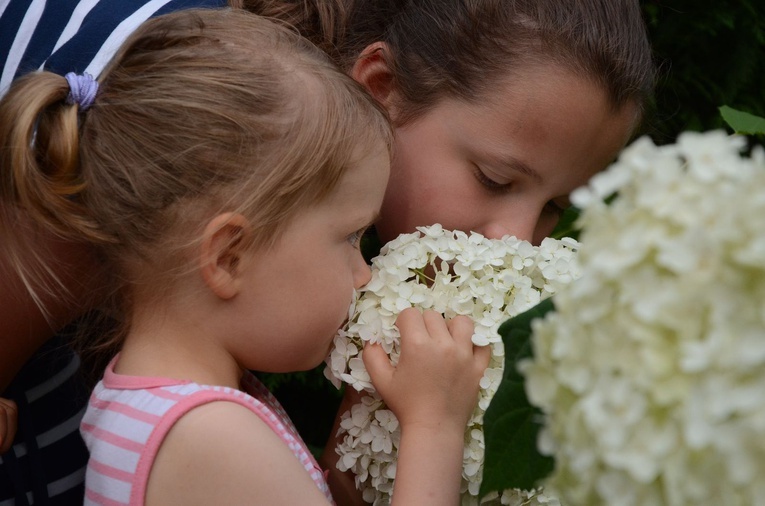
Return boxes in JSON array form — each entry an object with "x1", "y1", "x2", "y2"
[
  {"x1": 199, "y1": 213, "x2": 252, "y2": 300},
  {"x1": 350, "y1": 42, "x2": 398, "y2": 111}
]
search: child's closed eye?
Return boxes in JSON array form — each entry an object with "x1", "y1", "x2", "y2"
[{"x1": 347, "y1": 227, "x2": 368, "y2": 248}]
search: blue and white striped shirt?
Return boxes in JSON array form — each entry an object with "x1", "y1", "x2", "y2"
[
  {"x1": 1, "y1": 0, "x2": 225, "y2": 95},
  {"x1": 0, "y1": 2, "x2": 225, "y2": 504}
]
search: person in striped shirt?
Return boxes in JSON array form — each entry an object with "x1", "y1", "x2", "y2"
[
  {"x1": 1, "y1": 0, "x2": 232, "y2": 392},
  {"x1": 0, "y1": 8, "x2": 492, "y2": 504},
  {"x1": 1, "y1": 3, "x2": 231, "y2": 504}
]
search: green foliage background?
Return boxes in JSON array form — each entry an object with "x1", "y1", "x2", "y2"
[
  {"x1": 264, "y1": 0, "x2": 765, "y2": 455},
  {"x1": 641, "y1": 1, "x2": 765, "y2": 144}
]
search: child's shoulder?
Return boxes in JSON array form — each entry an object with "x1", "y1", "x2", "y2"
[{"x1": 145, "y1": 401, "x2": 332, "y2": 505}]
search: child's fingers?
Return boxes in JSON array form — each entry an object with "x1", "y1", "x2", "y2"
[
  {"x1": 445, "y1": 314, "x2": 474, "y2": 343},
  {"x1": 0, "y1": 398, "x2": 18, "y2": 454},
  {"x1": 445, "y1": 314, "x2": 490, "y2": 374},
  {"x1": 395, "y1": 307, "x2": 424, "y2": 330},
  {"x1": 395, "y1": 307, "x2": 429, "y2": 346},
  {"x1": 421, "y1": 309, "x2": 452, "y2": 342},
  {"x1": 473, "y1": 341, "x2": 492, "y2": 370},
  {"x1": 362, "y1": 342, "x2": 395, "y2": 396},
  {"x1": 442, "y1": 314, "x2": 489, "y2": 384}
]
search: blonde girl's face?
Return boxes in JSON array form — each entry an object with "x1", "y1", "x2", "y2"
[
  {"x1": 375, "y1": 64, "x2": 638, "y2": 246},
  {"x1": 233, "y1": 144, "x2": 390, "y2": 373}
]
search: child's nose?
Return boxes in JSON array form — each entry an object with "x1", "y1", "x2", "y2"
[{"x1": 353, "y1": 255, "x2": 372, "y2": 289}]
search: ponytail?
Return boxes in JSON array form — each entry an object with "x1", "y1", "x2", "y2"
[{"x1": 0, "y1": 71, "x2": 105, "y2": 311}]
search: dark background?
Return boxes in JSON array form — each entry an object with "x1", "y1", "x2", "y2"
[{"x1": 641, "y1": 0, "x2": 765, "y2": 143}]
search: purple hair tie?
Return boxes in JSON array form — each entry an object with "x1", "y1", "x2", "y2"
[{"x1": 64, "y1": 72, "x2": 98, "y2": 111}]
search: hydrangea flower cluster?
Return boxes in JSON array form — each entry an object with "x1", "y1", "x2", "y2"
[
  {"x1": 522, "y1": 131, "x2": 765, "y2": 506},
  {"x1": 324, "y1": 224, "x2": 579, "y2": 505}
]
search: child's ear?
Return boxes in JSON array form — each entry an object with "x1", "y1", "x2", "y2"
[
  {"x1": 199, "y1": 213, "x2": 252, "y2": 300},
  {"x1": 351, "y1": 42, "x2": 398, "y2": 112}
]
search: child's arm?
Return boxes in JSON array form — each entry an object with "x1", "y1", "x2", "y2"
[
  {"x1": 145, "y1": 401, "x2": 335, "y2": 505},
  {"x1": 145, "y1": 402, "x2": 329, "y2": 506},
  {"x1": 363, "y1": 308, "x2": 491, "y2": 505}
]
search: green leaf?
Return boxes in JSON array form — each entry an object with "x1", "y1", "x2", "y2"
[
  {"x1": 550, "y1": 206, "x2": 581, "y2": 241},
  {"x1": 480, "y1": 299, "x2": 556, "y2": 497},
  {"x1": 719, "y1": 105, "x2": 765, "y2": 135}
]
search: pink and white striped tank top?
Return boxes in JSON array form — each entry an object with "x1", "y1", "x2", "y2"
[{"x1": 80, "y1": 357, "x2": 334, "y2": 505}]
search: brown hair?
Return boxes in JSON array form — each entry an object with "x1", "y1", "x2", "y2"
[
  {"x1": 241, "y1": 0, "x2": 656, "y2": 124},
  {"x1": 0, "y1": 8, "x2": 391, "y2": 336}
]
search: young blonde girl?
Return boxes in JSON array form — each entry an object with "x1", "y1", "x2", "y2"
[{"x1": 0, "y1": 8, "x2": 490, "y2": 505}]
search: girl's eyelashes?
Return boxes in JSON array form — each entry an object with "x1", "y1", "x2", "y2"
[
  {"x1": 471, "y1": 161, "x2": 568, "y2": 217},
  {"x1": 472, "y1": 165, "x2": 511, "y2": 194},
  {"x1": 347, "y1": 226, "x2": 368, "y2": 248}
]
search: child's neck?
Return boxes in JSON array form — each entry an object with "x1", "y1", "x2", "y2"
[{"x1": 115, "y1": 300, "x2": 244, "y2": 389}]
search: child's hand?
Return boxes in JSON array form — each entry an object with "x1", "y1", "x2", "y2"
[
  {"x1": 363, "y1": 308, "x2": 491, "y2": 432},
  {"x1": 0, "y1": 397, "x2": 18, "y2": 454}
]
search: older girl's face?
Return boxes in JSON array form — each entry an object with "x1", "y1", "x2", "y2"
[{"x1": 374, "y1": 64, "x2": 638, "y2": 245}]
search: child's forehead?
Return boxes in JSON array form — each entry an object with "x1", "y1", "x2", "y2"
[{"x1": 322, "y1": 146, "x2": 388, "y2": 206}]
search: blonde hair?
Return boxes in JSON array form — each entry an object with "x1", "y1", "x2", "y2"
[{"x1": 0, "y1": 8, "x2": 391, "y2": 339}]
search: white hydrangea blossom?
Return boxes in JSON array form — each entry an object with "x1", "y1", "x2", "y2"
[
  {"x1": 324, "y1": 225, "x2": 580, "y2": 505},
  {"x1": 522, "y1": 131, "x2": 765, "y2": 506}
]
